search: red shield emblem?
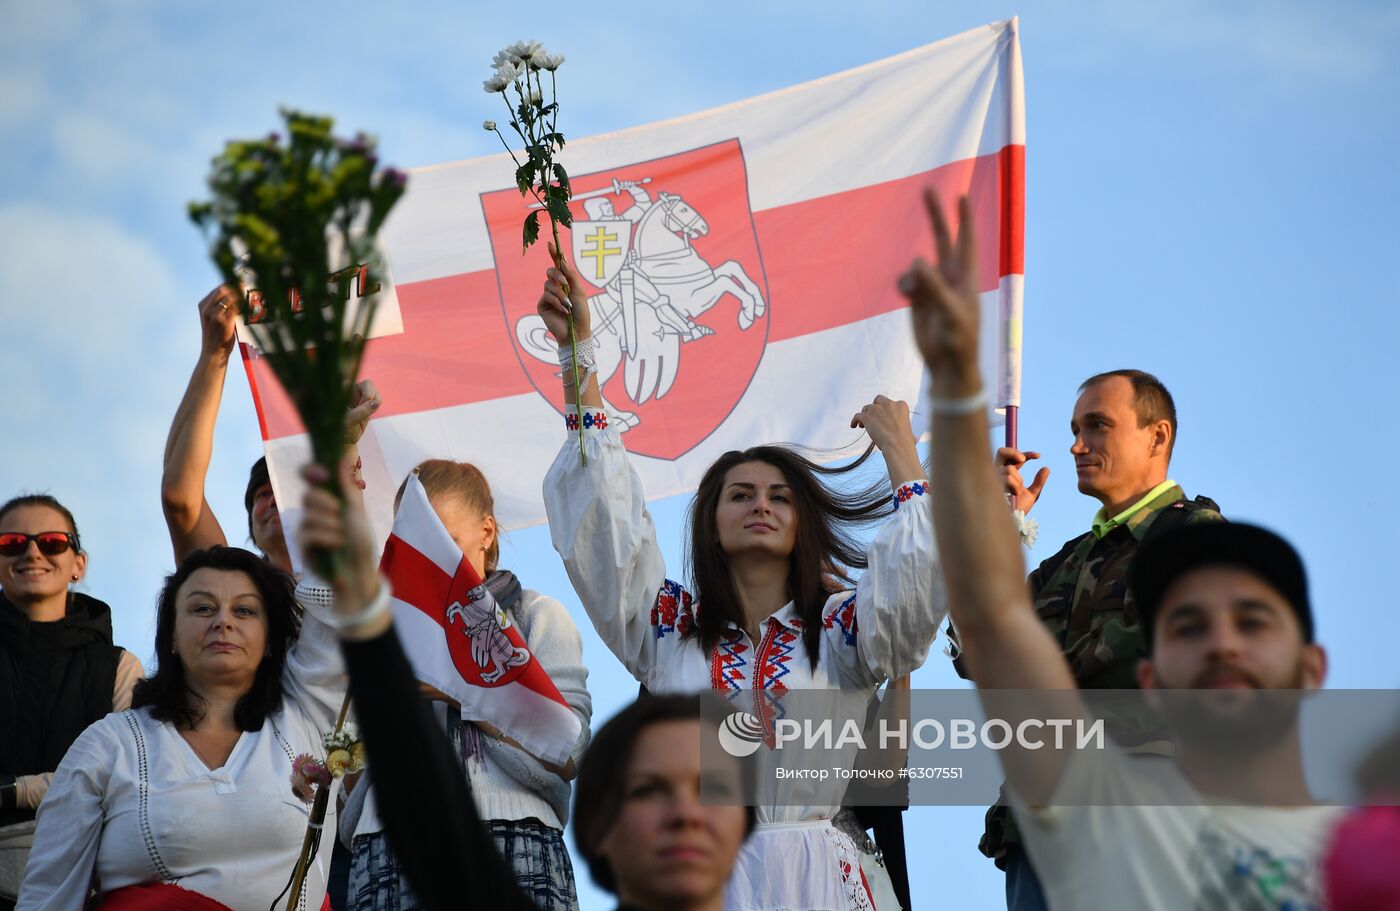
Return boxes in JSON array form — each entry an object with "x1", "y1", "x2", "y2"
[{"x1": 482, "y1": 139, "x2": 770, "y2": 460}]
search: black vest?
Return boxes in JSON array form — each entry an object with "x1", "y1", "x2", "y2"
[{"x1": 0, "y1": 591, "x2": 123, "y2": 825}]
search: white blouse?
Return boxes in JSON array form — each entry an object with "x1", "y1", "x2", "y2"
[
  {"x1": 544, "y1": 412, "x2": 947, "y2": 911},
  {"x1": 18, "y1": 585, "x2": 347, "y2": 911}
]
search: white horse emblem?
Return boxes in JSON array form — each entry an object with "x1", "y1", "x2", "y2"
[
  {"x1": 516, "y1": 177, "x2": 767, "y2": 430},
  {"x1": 445, "y1": 588, "x2": 530, "y2": 684}
]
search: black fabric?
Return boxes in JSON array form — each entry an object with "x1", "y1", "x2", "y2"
[
  {"x1": 342, "y1": 629, "x2": 538, "y2": 911},
  {"x1": 0, "y1": 591, "x2": 122, "y2": 827}
]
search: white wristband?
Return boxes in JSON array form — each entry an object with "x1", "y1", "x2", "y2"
[
  {"x1": 928, "y1": 386, "x2": 989, "y2": 416},
  {"x1": 558, "y1": 336, "x2": 598, "y2": 384},
  {"x1": 328, "y1": 578, "x2": 392, "y2": 634}
]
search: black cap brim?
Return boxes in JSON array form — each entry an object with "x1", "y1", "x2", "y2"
[{"x1": 1129, "y1": 523, "x2": 1313, "y2": 644}]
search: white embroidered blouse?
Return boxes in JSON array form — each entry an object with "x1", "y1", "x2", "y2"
[
  {"x1": 18, "y1": 583, "x2": 347, "y2": 911},
  {"x1": 545, "y1": 413, "x2": 946, "y2": 910}
]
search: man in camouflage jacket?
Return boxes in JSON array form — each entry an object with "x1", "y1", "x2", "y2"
[{"x1": 953, "y1": 369, "x2": 1224, "y2": 910}]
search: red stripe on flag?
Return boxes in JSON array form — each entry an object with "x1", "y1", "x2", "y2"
[
  {"x1": 758, "y1": 145, "x2": 1023, "y2": 342},
  {"x1": 379, "y1": 535, "x2": 452, "y2": 627},
  {"x1": 1001, "y1": 144, "x2": 1025, "y2": 277},
  {"x1": 249, "y1": 147, "x2": 1023, "y2": 440}
]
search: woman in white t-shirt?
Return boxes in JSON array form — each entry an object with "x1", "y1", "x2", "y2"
[{"x1": 19, "y1": 546, "x2": 347, "y2": 911}]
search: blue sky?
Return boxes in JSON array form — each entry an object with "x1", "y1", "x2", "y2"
[{"x1": 3, "y1": 1, "x2": 1398, "y2": 907}]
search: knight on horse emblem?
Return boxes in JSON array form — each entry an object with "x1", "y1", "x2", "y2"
[{"x1": 515, "y1": 176, "x2": 767, "y2": 430}]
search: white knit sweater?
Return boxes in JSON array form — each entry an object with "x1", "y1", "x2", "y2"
[{"x1": 351, "y1": 589, "x2": 591, "y2": 836}]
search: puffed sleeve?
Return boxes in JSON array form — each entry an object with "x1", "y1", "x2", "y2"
[
  {"x1": 821, "y1": 480, "x2": 945, "y2": 688},
  {"x1": 17, "y1": 718, "x2": 118, "y2": 911},
  {"x1": 543, "y1": 407, "x2": 689, "y2": 687},
  {"x1": 282, "y1": 579, "x2": 351, "y2": 732}
]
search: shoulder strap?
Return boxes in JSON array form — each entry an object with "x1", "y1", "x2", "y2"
[{"x1": 1142, "y1": 494, "x2": 1223, "y2": 543}]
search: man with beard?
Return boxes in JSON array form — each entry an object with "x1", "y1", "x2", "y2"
[
  {"x1": 901, "y1": 189, "x2": 1338, "y2": 910},
  {"x1": 952, "y1": 366, "x2": 1223, "y2": 908}
]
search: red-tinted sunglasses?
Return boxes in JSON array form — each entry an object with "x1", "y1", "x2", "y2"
[{"x1": 0, "y1": 532, "x2": 79, "y2": 557}]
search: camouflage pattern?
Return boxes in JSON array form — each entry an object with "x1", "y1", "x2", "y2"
[{"x1": 970, "y1": 484, "x2": 1224, "y2": 863}]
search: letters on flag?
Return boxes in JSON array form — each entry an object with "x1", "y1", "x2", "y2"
[
  {"x1": 380, "y1": 474, "x2": 582, "y2": 766},
  {"x1": 242, "y1": 19, "x2": 1026, "y2": 555}
]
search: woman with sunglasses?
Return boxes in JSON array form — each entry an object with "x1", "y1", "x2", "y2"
[
  {"x1": 0, "y1": 495, "x2": 144, "y2": 909},
  {"x1": 536, "y1": 253, "x2": 947, "y2": 911}
]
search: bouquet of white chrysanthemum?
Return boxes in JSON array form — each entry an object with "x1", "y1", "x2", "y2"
[{"x1": 482, "y1": 41, "x2": 589, "y2": 464}]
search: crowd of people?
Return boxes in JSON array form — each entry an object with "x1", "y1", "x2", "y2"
[{"x1": 2, "y1": 194, "x2": 1394, "y2": 911}]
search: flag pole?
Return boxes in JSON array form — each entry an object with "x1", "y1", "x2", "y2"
[{"x1": 1004, "y1": 405, "x2": 1018, "y2": 451}]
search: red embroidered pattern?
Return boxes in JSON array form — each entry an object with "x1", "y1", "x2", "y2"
[
  {"x1": 709, "y1": 634, "x2": 748, "y2": 691},
  {"x1": 650, "y1": 580, "x2": 694, "y2": 639},
  {"x1": 823, "y1": 593, "x2": 859, "y2": 646}
]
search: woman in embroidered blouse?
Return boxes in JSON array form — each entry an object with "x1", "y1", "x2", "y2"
[
  {"x1": 18, "y1": 546, "x2": 347, "y2": 911},
  {"x1": 536, "y1": 252, "x2": 947, "y2": 911}
]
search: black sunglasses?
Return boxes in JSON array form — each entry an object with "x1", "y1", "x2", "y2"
[{"x1": 0, "y1": 532, "x2": 79, "y2": 557}]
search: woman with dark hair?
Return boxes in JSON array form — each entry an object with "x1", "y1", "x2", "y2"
[
  {"x1": 0, "y1": 495, "x2": 143, "y2": 908},
  {"x1": 18, "y1": 546, "x2": 349, "y2": 911},
  {"x1": 536, "y1": 253, "x2": 946, "y2": 910},
  {"x1": 295, "y1": 466, "x2": 752, "y2": 911}
]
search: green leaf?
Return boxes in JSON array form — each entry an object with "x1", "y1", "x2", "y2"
[
  {"x1": 515, "y1": 160, "x2": 538, "y2": 195},
  {"x1": 552, "y1": 164, "x2": 571, "y2": 198},
  {"x1": 522, "y1": 210, "x2": 541, "y2": 251}
]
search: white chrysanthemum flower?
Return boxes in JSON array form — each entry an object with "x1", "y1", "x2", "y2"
[
  {"x1": 494, "y1": 59, "x2": 524, "y2": 83},
  {"x1": 492, "y1": 49, "x2": 520, "y2": 69},
  {"x1": 527, "y1": 87, "x2": 543, "y2": 106},
  {"x1": 483, "y1": 120, "x2": 496, "y2": 131},
  {"x1": 482, "y1": 72, "x2": 509, "y2": 93},
  {"x1": 504, "y1": 39, "x2": 543, "y2": 63},
  {"x1": 1012, "y1": 509, "x2": 1039, "y2": 549},
  {"x1": 537, "y1": 52, "x2": 565, "y2": 71}
]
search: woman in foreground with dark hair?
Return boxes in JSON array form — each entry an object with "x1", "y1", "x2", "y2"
[
  {"x1": 19, "y1": 546, "x2": 348, "y2": 911},
  {"x1": 536, "y1": 253, "x2": 946, "y2": 910},
  {"x1": 295, "y1": 463, "x2": 752, "y2": 911}
]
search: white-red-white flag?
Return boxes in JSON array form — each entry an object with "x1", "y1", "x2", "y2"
[
  {"x1": 244, "y1": 19, "x2": 1025, "y2": 549},
  {"x1": 380, "y1": 474, "x2": 581, "y2": 766}
]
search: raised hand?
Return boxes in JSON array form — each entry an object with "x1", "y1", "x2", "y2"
[
  {"x1": 343, "y1": 378, "x2": 382, "y2": 447},
  {"x1": 997, "y1": 447, "x2": 1050, "y2": 514},
  {"x1": 536, "y1": 241, "x2": 591, "y2": 344},
  {"x1": 299, "y1": 459, "x2": 382, "y2": 628},
  {"x1": 197, "y1": 285, "x2": 239, "y2": 362},
  {"x1": 852, "y1": 395, "x2": 925, "y2": 491},
  {"x1": 899, "y1": 190, "x2": 981, "y2": 395}
]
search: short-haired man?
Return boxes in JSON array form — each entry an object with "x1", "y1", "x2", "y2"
[
  {"x1": 954, "y1": 368, "x2": 1223, "y2": 904},
  {"x1": 903, "y1": 191, "x2": 1338, "y2": 909}
]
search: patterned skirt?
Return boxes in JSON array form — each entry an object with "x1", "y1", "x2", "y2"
[{"x1": 348, "y1": 819, "x2": 579, "y2": 911}]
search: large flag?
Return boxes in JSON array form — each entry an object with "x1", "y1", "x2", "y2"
[
  {"x1": 242, "y1": 19, "x2": 1025, "y2": 548},
  {"x1": 380, "y1": 474, "x2": 582, "y2": 766}
]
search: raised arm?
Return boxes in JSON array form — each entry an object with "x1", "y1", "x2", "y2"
[
  {"x1": 900, "y1": 190, "x2": 1082, "y2": 800},
  {"x1": 537, "y1": 250, "x2": 675, "y2": 685},
  {"x1": 833, "y1": 396, "x2": 947, "y2": 685},
  {"x1": 161, "y1": 285, "x2": 238, "y2": 563}
]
